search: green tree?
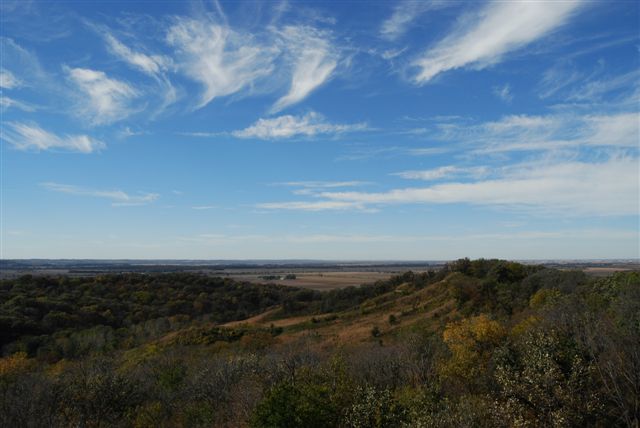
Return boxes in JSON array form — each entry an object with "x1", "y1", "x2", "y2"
[{"x1": 252, "y1": 380, "x2": 338, "y2": 428}]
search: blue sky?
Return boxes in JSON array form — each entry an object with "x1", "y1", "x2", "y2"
[{"x1": 1, "y1": 0, "x2": 638, "y2": 260}]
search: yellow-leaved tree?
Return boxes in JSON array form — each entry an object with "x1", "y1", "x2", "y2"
[{"x1": 440, "y1": 314, "x2": 506, "y2": 392}]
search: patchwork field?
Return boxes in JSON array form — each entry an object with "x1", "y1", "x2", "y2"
[{"x1": 227, "y1": 270, "x2": 433, "y2": 290}]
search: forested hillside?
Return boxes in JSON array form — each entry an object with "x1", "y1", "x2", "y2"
[{"x1": 1, "y1": 260, "x2": 638, "y2": 427}]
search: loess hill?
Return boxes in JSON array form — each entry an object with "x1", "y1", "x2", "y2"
[{"x1": 0, "y1": 259, "x2": 638, "y2": 427}]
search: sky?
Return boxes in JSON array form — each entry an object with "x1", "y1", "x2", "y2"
[{"x1": 0, "y1": 0, "x2": 639, "y2": 260}]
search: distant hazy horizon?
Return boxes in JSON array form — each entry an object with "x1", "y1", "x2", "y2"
[
  {"x1": 1, "y1": 0, "x2": 638, "y2": 260},
  {"x1": 2, "y1": 258, "x2": 638, "y2": 264}
]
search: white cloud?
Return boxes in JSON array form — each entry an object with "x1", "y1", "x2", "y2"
[
  {"x1": 87, "y1": 19, "x2": 342, "y2": 114},
  {"x1": 65, "y1": 67, "x2": 139, "y2": 125},
  {"x1": 380, "y1": 0, "x2": 448, "y2": 41},
  {"x1": 167, "y1": 18, "x2": 277, "y2": 109},
  {"x1": 257, "y1": 200, "x2": 371, "y2": 212},
  {"x1": 0, "y1": 68, "x2": 21, "y2": 89},
  {"x1": 407, "y1": 147, "x2": 451, "y2": 156},
  {"x1": 192, "y1": 206, "x2": 217, "y2": 210},
  {"x1": 539, "y1": 66, "x2": 640, "y2": 104},
  {"x1": 175, "y1": 131, "x2": 226, "y2": 138},
  {"x1": 275, "y1": 180, "x2": 370, "y2": 196},
  {"x1": 0, "y1": 96, "x2": 36, "y2": 112},
  {"x1": 276, "y1": 181, "x2": 369, "y2": 189},
  {"x1": 1, "y1": 122, "x2": 104, "y2": 153},
  {"x1": 483, "y1": 114, "x2": 556, "y2": 134},
  {"x1": 433, "y1": 112, "x2": 640, "y2": 153},
  {"x1": 393, "y1": 166, "x2": 458, "y2": 180},
  {"x1": 319, "y1": 157, "x2": 639, "y2": 216},
  {"x1": 232, "y1": 111, "x2": 366, "y2": 139},
  {"x1": 271, "y1": 26, "x2": 338, "y2": 113},
  {"x1": 381, "y1": 47, "x2": 408, "y2": 60},
  {"x1": 41, "y1": 182, "x2": 159, "y2": 206},
  {"x1": 118, "y1": 126, "x2": 145, "y2": 139},
  {"x1": 101, "y1": 32, "x2": 177, "y2": 111},
  {"x1": 474, "y1": 114, "x2": 562, "y2": 151},
  {"x1": 104, "y1": 33, "x2": 170, "y2": 76},
  {"x1": 393, "y1": 166, "x2": 488, "y2": 181},
  {"x1": 583, "y1": 112, "x2": 640, "y2": 148},
  {"x1": 413, "y1": 1, "x2": 583, "y2": 83},
  {"x1": 493, "y1": 83, "x2": 513, "y2": 102},
  {"x1": 0, "y1": 38, "x2": 46, "y2": 90},
  {"x1": 538, "y1": 65, "x2": 584, "y2": 99},
  {"x1": 567, "y1": 69, "x2": 640, "y2": 104}
]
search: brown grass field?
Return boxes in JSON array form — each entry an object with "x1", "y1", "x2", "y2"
[{"x1": 229, "y1": 270, "x2": 430, "y2": 290}]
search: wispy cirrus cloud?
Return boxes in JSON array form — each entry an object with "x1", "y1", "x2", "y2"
[
  {"x1": 334, "y1": 145, "x2": 451, "y2": 162},
  {"x1": 412, "y1": 0, "x2": 584, "y2": 83},
  {"x1": 493, "y1": 83, "x2": 513, "y2": 103},
  {"x1": 392, "y1": 166, "x2": 488, "y2": 181},
  {"x1": 539, "y1": 65, "x2": 640, "y2": 105},
  {"x1": 41, "y1": 182, "x2": 159, "y2": 206},
  {"x1": 271, "y1": 25, "x2": 338, "y2": 113},
  {"x1": 380, "y1": 0, "x2": 449, "y2": 41},
  {"x1": 257, "y1": 200, "x2": 371, "y2": 212},
  {"x1": 166, "y1": 17, "x2": 277, "y2": 109},
  {"x1": 232, "y1": 111, "x2": 366, "y2": 139},
  {"x1": 101, "y1": 31, "x2": 177, "y2": 113},
  {"x1": 0, "y1": 68, "x2": 21, "y2": 89},
  {"x1": 1, "y1": 122, "x2": 104, "y2": 153},
  {"x1": 0, "y1": 38, "x2": 47, "y2": 90},
  {"x1": 0, "y1": 96, "x2": 36, "y2": 112},
  {"x1": 275, "y1": 181, "x2": 370, "y2": 189},
  {"x1": 256, "y1": 178, "x2": 375, "y2": 212},
  {"x1": 407, "y1": 147, "x2": 451, "y2": 156},
  {"x1": 428, "y1": 111, "x2": 639, "y2": 154},
  {"x1": 175, "y1": 131, "x2": 226, "y2": 138},
  {"x1": 273, "y1": 180, "x2": 371, "y2": 196},
  {"x1": 65, "y1": 66, "x2": 140, "y2": 125},
  {"x1": 566, "y1": 69, "x2": 640, "y2": 105},
  {"x1": 103, "y1": 32, "x2": 171, "y2": 77},
  {"x1": 483, "y1": 112, "x2": 639, "y2": 152},
  {"x1": 317, "y1": 157, "x2": 638, "y2": 216},
  {"x1": 538, "y1": 64, "x2": 584, "y2": 99}
]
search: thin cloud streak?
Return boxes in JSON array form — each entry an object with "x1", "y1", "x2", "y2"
[
  {"x1": 103, "y1": 33, "x2": 171, "y2": 77},
  {"x1": 1, "y1": 122, "x2": 104, "y2": 153},
  {"x1": 41, "y1": 182, "x2": 159, "y2": 206},
  {"x1": 233, "y1": 112, "x2": 366, "y2": 139},
  {"x1": 271, "y1": 26, "x2": 338, "y2": 113},
  {"x1": 393, "y1": 166, "x2": 488, "y2": 181},
  {"x1": 493, "y1": 83, "x2": 513, "y2": 103},
  {"x1": 274, "y1": 181, "x2": 370, "y2": 189},
  {"x1": 101, "y1": 31, "x2": 177, "y2": 112},
  {"x1": 0, "y1": 68, "x2": 21, "y2": 89},
  {"x1": 428, "y1": 112, "x2": 640, "y2": 154},
  {"x1": 320, "y1": 157, "x2": 639, "y2": 216},
  {"x1": 412, "y1": 0, "x2": 584, "y2": 83},
  {"x1": 1, "y1": 96, "x2": 36, "y2": 112},
  {"x1": 380, "y1": 0, "x2": 449, "y2": 41},
  {"x1": 256, "y1": 200, "x2": 371, "y2": 212}
]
